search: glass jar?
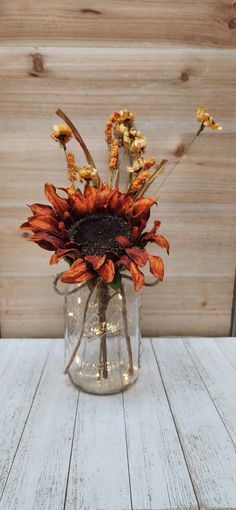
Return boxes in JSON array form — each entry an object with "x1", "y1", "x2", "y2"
[{"x1": 64, "y1": 278, "x2": 141, "y2": 394}]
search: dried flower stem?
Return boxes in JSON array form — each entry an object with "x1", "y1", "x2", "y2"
[
  {"x1": 120, "y1": 281, "x2": 134, "y2": 375},
  {"x1": 97, "y1": 280, "x2": 110, "y2": 379},
  {"x1": 155, "y1": 126, "x2": 204, "y2": 194},
  {"x1": 56, "y1": 109, "x2": 101, "y2": 186},
  {"x1": 108, "y1": 167, "x2": 113, "y2": 189},
  {"x1": 134, "y1": 159, "x2": 168, "y2": 200},
  {"x1": 64, "y1": 284, "x2": 96, "y2": 374}
]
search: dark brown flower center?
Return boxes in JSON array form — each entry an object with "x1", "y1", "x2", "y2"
[{"x1": 69, "y1": 214, "x2": 132, "y2": 256}]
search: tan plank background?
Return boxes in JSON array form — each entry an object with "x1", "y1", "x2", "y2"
[{"x1": 0, "y1": 1, "x2": 236, "y2": 337}]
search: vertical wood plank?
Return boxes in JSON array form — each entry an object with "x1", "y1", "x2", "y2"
[
  {"x1": 0, "y1": 339, "x2": 51, "y2": 497},
  {"x1": 215, "y1": 338, "x2": 236, "y2": 369},
  {"x1": 123, "y1": 340, "x2": 198, "y2": 510},
  {"x1": 65, "y1": 391, "x2": 131, "y2": 510},
  {"x1": 0, "y1": 339, "x2": 20, "y2": 378},
  {"x1": 184, "y1": 338, "x2": 236, "y2": 447},
  {"x1": 152, "y1": 338, "x2": 236, "y2": 509},
  {"x1": 0, "y1": 340, "x2": 78, "y2": 510}
]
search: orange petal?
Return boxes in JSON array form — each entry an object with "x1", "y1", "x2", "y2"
[
  {"x1": 50, "y1": 247, "x2": 81, "y2": 265},
  {"x1": 60, "y1": 258, "x2": 94, "y2": 283},
  {"x1": 69, "y1": 189, "x2": 89, "y2": 217},
  {"x1": 84, "y1": 184, "x2": 97, "y2": 212},
  {"x1": 130, "y1": 197, "x2": 156, "y2": 233},
  {"x1": 132, "y1": 226, "x2": 139, "y2": 241},
  {"x1": 20, "y1": 221, "x2": 33, "y2": 231},
  {"x1": 27, "y1": 215, "x2": 61, "y2": 234},
  {"x1": 148, "y1": 254, "x2": 164, "y2": 281},
  {"x1": 28, "y1": 203, "x2": 55, "y2": 217},
  {"x1": 132, "y1": 197, "x2": 156, "y2": 218},
  {"x1": 115, "y1": 235, "x2": 131, "y2": 248},
  {"x1": 143, "y1": 232, "x2": 169, "y2": 254},
  {"x1": 94, "y1": 186, "x2": 113, "y2": 211},
  {"x1": 120, "y1": 195, "x2": 133, "y2": 216},
  {"x1": 126, "y1": 246, "x2": 148, "y2": 267},
  {"x1": 117, "y1": 255, "x2": 144, "y2": 291},
  {"x1": 143, "y1": 220, "x2": 161, "y2": 239},
  {"x1": 108, "y1": 189, "x2": 121, "y2": 213},
  {"x1": 45, "y1": 183, "x2": 69, "y2": 219},
  {"x1": 97, "y1": 259, "x2": 115, "y2": 282},
  {"x1": 85, "y1": 255, "x2": 106, "y2": 270},
  {"x1": 29, "y1": 233, "x2": 64, "y2": 251},
  {"x1": 153, "y1": 234, "x2": 170, "y2": 254}
]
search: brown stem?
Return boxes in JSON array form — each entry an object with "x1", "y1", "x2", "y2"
[
  {"x1": 154, "y1": 126, "x2": 204, "y2": 195},
  {"x1": 120, "y1": 281, "x2": 134, "y2": 376},
  {"x1": 96, "y1": 280, "x2": 110, "y2": 379},
  {"x1": 98, "y1": 341, "x2": 103, "y2": 380},
  {"x1": 56, "y1": 109, "x2": 98, "y2": 177},
  {"x1": 64, "y1": 285, "x2": 95, "y2": 374},
  {"x1": 133, "y1": 159, "x2": 168, "y2": 201},
  {"x1": 125, "y1": 152, "x2": 134, "y2": 192}
]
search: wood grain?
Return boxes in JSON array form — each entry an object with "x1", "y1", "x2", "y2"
[
  {"x1": 0, "y1": 339, "x2": 51, "y2": 497},
  {"x1": 0, "y1": 1, "x2": 236, "y2": 47},
  {"x1": 65, "y1": 392, "x2": 131, "y2": 509},
  {"x1": 0, "y1": 341, "x2": 78, "y2": 510},
  {"x1": 153, "y1": 338, "x2": 236, "y2": 509},
  {"x1": 184, "y1": 337, "x2": 236, "y2": 446},
  {"x1": 0, "y1": 275, "x2": 233, "y2": 337},
  {"x1": 1, "y1": 27, "x2": 236, "y2": 337},
  {"x1": 123, "y1": 340, "x2": 198, "y2": 509},
  {"x1": 1, "y1": 338, "x2": 236, "y2": 509},
  {"x1": 216, "y1": 337, "x2": 236, "y2": 368}
]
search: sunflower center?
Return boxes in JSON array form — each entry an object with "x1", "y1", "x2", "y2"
[{"x1": 69, "y1": 214, "x2": 132, "y2": 256}]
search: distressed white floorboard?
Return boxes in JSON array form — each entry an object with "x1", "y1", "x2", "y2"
[
  {"x1": 152, "y1": 338, "x2": 236, "y2": 510},
  {"x1": 1, "y1": 338, "x2": 236, "y2": 510},
  {"x1": 123, "y1": 339, "x2": 198, "y2": 510},
  {"x1": 215, "y1": 338, "x2": 236, "y2": 369},
  {"x1": 0, "y1": 340, "x2": 78, "y2": 510},
  {"x1": 65, "y1": 390, "x2": 131, "y2": 510},
  {"x1": 0, "y1": 339, "x2": 51, "y2": 497},
  {"x1": 0, "y1": 339, "x2": 20, "y2": 380},
  {"x1": 184, "y1": 338, "x2": 236, "y2": 447}
]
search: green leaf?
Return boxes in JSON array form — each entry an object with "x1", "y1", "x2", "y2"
[
  {"x1": 108, "y1": 271, "x2": 122, "y2": 291},
  {"x1": 64, "y1": 256, "x2": 74, "y2": 266}
]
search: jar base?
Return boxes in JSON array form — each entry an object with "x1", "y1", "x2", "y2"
[{"x1": 68, "y1": 363, "x2": 139, "y2": 395}]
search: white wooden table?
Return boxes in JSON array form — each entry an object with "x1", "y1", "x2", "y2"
[{"x1": 1, "y1": 338, "x2": 236, "y2": 510}]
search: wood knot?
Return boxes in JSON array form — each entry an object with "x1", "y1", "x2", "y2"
[
  {"x1": 29, "y1": 53, "x2": 44, "y2": 77},
  {"x1": 201, "y1": 299, "x2": 207, "y2": 307},
  {"x1": 232, "y1": 2, "x2": 236, "y2": 10},
  {"x1": 22, "y1": 232, "x2": 30, "y2": 238},
  {"x1": 180, "y1": 71, "x2": 189, "y2": 82},
  {"x1": 174, "y1": 144, "x2": 185, "y2": 158},
  {"x1": 228, "y1": 17, "x2": 236, "y2": 29},
  {"x1": 80, "y1": 8, "x2": 101, "y2": 14}
]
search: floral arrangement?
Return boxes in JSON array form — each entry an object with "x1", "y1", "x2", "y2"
[
  {"x1": 20, "y1": 107, "x2": 221, "y2": 289},
  {"x1": 20, "y1": 107, "x2": 221, "y2": 381}
]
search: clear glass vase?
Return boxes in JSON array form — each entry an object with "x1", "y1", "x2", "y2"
[{"x1": 64, "y1": 278, "x2": 141, "y2": 394}]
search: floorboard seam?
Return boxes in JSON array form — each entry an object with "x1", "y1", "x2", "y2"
[
  {"x1": 214, "y1": 338, "x2": 236, "y2": 372},
  {"x1": 183, "y1": 339, "x2": 236, "y2": 451},
  {"x1": 122, "y1": 391, "x2": 134, "y2": 510},
  {"x1": 0, "y1": 340, "x2": 52, "y2": 501},
  {"x1": 150, "y1": 338, "x2": 200, "y2": 510},
  {"x1": 63, "y1": 389, "x2": 80, "y2": 510}
]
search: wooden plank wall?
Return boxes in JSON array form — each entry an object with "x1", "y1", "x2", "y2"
[{"x1": 0, "y1": 1, "x2": 236, "y2": 337}]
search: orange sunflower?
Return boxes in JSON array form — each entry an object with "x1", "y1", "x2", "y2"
[{"x1": 20, "y1": 183, "x2": 169, "y2": 291}]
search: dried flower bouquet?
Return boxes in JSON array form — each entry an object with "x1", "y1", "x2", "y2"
[{"x1": 20, "y1": 107, "x2": 221, "y2": 388}]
